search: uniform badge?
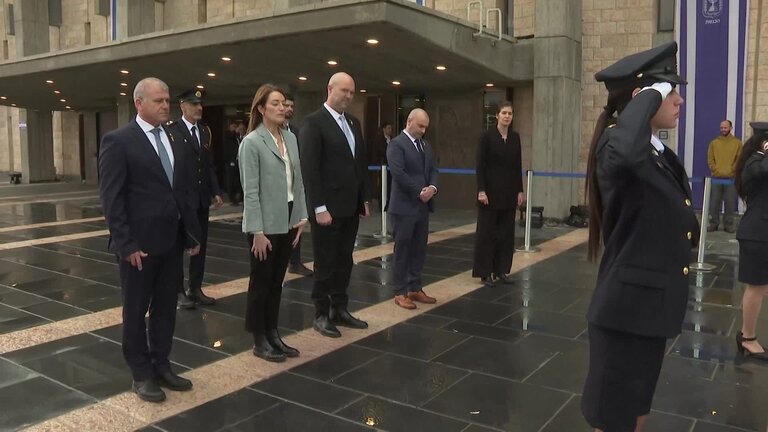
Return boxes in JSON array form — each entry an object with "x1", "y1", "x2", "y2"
[
  {"x1": 652, "y1": 149, "x2": 659, "y2": 157},
  {"x1": 195, "y1": 90, "x2": 202, "y2": 98}
]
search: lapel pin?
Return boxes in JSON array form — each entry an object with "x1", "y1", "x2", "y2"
[{"x1": 652, "y1": 149, "x2": 659, "y2": 157}]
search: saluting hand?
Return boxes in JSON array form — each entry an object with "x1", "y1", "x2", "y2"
[{"x1": 126, "y1": 251, "x2": 148, "y2": 271}]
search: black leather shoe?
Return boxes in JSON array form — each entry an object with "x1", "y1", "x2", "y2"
[
  {"x1": 480, "y1": 277, "x2": 496, "y2": 287},
  {"x1": 330, "y1": 308, "x2": 368, "y2": 329},
  {"x1": 189, "y1": 288, "x2": 216, "y2": 305},
  {"x1": 313, "y1": 315, "x2": 342, "y2": 338},
  {"x1": 132, "y1": 380, "x2": 166, "y2": 402},
  {"x1": 157, "y1": 371, "x2": 193, "y2": 391},
  {"x1": 266, "y1": 329, "x2": 299, "y2": 357},
  {"x1": 288, "y1": 263, "x2": 314, "y2": 276},
  {"x1": 177, "y1": 293, "x2": 196, "y2": 310},
  {"x1": 253, "y1": 334, "x2": 286, "y2": 362},
  {"x1": 736, "y1": 332, "x2": 768, "y2": 360},
  {"x1": 496, "y1": 274, "x2": 516, "y2": 285}
]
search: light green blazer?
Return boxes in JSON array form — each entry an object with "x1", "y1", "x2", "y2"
[{"x1": 238, "y1": 124, "x2": 308, "y2": 234}]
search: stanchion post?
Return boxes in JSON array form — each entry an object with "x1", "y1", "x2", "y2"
[
  {"x1": 373, "y1": 164, "x2": 391, "y2": 240},
  {"x1": 690, "y1": 176, "x2": 716, "y2": 272},
  {"x1": 516, "y1": 170, "x2": 540, "y2": 253}
]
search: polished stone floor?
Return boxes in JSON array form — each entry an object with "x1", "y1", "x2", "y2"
[{"x1": 0, "y1": 183, "x2": 766, "y2": 431}]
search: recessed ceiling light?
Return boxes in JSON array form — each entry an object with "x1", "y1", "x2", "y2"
[
  {"x1": 360, "y1": 89, "x2": 367, "y2": 93},
  {"x1": 45, "y1": 80, "x2": 54, "y2": 84},
  {"x1": 119, "y1": 92, "x2": 127, "y2": 96},
  {"x1": 59, "y1": 99, "x2": 66, "y2": 102},
  {"x1": 0, "y1": 96, "x2": 7, "y2": 100},
  {"x1": 436, "y1": 65, "x2": 447, "y2": 71},
  {"x1": 11, "y1": 103, "x2": 17, "y2": 107},
  {"x1": 120, "y1": 82, "x2": 128, "y2": 87},
  {"x1": 65, "y1": 106, "x2": 71, "y2": 109},
  {"x1": 485, "y1": 83, "x2": 495, "y2": 87},
  {"x1": 196, "y1": 85, "x2": 205, "y2": 89},
  {"x1": 327, "y1": 60, "x2": 338, "y2": 66},
  {"x1": 221, "y1": 56, "x2": 232, "y2": 62},
  {"x1": 391, "y1": 81, "x2": 401, "y2": 86},
  {"x1": 366, "y1": 39, "x2": 379, "y2": 45},
  {"x1": 207, "y1": 72, "x2": 216, "y2": 77},
  {"x1": 54, "y1": 90, "x2": 61, "y2": 94},
  {"x1": 120, "y1": 70, "x2": 129, "y2": 74},
  {"x1": 298, "y1": 76, "x2": 308, "y2": 81}
]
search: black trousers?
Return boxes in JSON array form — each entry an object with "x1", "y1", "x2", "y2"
[
  {"x1": 187, "y1": 204, "x2": 209, "y2": 292},
  {"x1": 472, "y1": 206, "x2": 516, "y2": 278},
  {"x1": 119, "y1": 230, "x2": 183, "y2": 381},
  {"x1": 310, "y1": 215, "x2": 359, "y2": 315},
  {"x1": 391, "y1": 207, "x2": 429, "y2": 296},
  {"x1": 225, "y1": 162, "x2": 242, "y2": 204},
  {"x1": 245, "y1": 230, "x2": 294, "y2": 336}
]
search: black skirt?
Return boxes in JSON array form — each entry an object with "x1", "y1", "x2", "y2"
[
  {"x1": 738, "y1": 240, "x2": 768, "y2": 285},
  {"x1": 581, "y1": 324, "x2": 666, "y2": 432}
]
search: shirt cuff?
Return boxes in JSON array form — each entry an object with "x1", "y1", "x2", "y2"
[
  {"x1": 429, "y1": 185, "x2": 438, "y2": 194},
  {"x1": 315, "y1": 205, "x2": 328, "y2": 214}
]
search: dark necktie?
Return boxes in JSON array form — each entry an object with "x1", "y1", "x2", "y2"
[{"x1": 191, "y1": 125, "x2": 200, "y2": 150}]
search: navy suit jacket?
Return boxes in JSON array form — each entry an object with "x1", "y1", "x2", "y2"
[
  {"x1": 99, "y1": 119, "x2": 202, "y2": 259},
  {"x1": 386, "y1": 132, "x2": 439, "y2": 216}
]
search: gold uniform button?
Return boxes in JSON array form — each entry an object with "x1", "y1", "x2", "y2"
[
  {"x1": 198, "y1": 180, "x2": 202, "y2": 184},
  {"x1": 683, "y1": 267, "x2": 689, "y2": 275},
  {"x1": 685, "y1": 199, "x2": 691, "y2": 206},
  {"x1": 687, "y1": 232, "x2": 692, "y2": 240}
]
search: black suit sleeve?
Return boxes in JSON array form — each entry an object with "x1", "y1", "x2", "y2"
[
  {"x1": 600, "y1": 89, "x2": 662, "y2": 177},
  {"x1": 299, "y1": 117, "x2": 327, "y2": 212},
  {"x1": 98, "y1": 132, "x2": 140, "y2": 259},
  {"x1": 355, "y1": 122, "x2": 370, "y2": 208},
  {"x1": 476, "y1": 131, "x2": 489, "y2": 193}
]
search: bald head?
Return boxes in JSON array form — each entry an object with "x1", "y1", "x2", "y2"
[
  {"x1": 405, "y1": 108, "x2": 430, "y2": 139},
  {"x1": 326, "y1": 72, "x2": 355, "y2": 113}
]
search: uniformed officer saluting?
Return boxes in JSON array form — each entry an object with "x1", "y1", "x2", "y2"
[
  {"x1": 169, "y1": 89, "x2": 224, "y2": 309},
  {"x1": 582, "y1": 41, "x2": 699, "y2": 432}
]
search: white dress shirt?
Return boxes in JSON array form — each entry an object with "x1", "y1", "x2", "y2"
[
  {"x1": 267, "y1": 129, "x2": 295, "y2": 203},
  {"x1": 136, "y1": 115, "x2": 174, "y2": 167},
  {"x1": 182, "y1": 116, "x2": 201, "y2": 147},
  {"x1": 650, "y1": 134, "x2": 665, "y2": 153}
]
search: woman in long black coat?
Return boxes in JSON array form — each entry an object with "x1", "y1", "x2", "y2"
[
  {"x1": 582, "y1": 42, "x2": 698, "y2": 432},
  {"x1": 472, "y1": 101, "x2": 524, "y2": 287},
  {"x1": 734, "y1": 123, "x2": 768, "y2": 360}
]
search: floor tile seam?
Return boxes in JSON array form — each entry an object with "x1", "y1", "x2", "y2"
[
  {"x1": 0, "y1": 188, "x2": 98, "y2": 199},
  {"x1": 534, "y1": 392, "x2": 576, "y2": 432},
  {"x1": 28, "y1": 229, "x2": 588, "y2": 431},
  {"x1": 0, "y1": 292, "x2": 88, "y2": 326},
  {"x1": 0, "y1": 279, "x2": 102, "y2": 314},
  {"x1": 0, "y1": 354, "x2": 100, "y2": 404},
  {"x1": 426, "y1": 332, "x2": 473, "y2": 362},
  {"x1": 320, "y1": 348, "x2": 390, "y2": 383},
  {"x1": 0, "y1": 255, "x2": 121, "y2": 290},
  {"x1": 29, "y1": 243, "x2": 117, "y2": 262},
  {"x1": 415, "y1": 366, "x2": 474, "y2": 410},
  {"x1": 0, "y1": 300, "x2": 57, "y2": 326},
  {"x1": 0, "y1": 224, "x2": 475, "y2": 357},
  {"x1": 689, "y1": 418, "x2": 758, "y2": 432},
  {"x1": 0, "y1": 217, "x2": 106, "y2": 234},
  {"x1": 519, "y1": 351, "x2": 560, "y2": 383},
  {"x1": 211, "y1": 398, "x2": 285, "y2": 432},
  {"x1": 0, "y1": 194, "x2": 102, "y2": 206}
]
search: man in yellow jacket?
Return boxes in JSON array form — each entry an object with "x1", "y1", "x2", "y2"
[{"x1": 707, "y1": 120, "x2": 742, "y2": 233}]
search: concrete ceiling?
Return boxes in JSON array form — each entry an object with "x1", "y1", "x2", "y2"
[{"x1": 0, "y1": 0, "x2": 533, "y2": 111}]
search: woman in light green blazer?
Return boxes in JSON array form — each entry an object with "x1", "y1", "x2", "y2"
[{"x1": 239, "y1": 84, "x2": 308, "y2": 362}]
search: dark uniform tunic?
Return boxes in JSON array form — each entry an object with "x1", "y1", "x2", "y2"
[{"x1": 736, "y1": 148, "x2": 768, "y2": 285}]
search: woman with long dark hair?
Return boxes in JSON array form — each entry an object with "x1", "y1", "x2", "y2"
[
  {"x1": 472, "y1": 101, "x2": 524, "y2": 287},
  {"x1": 239, "y1": 84, "x2": 308, "y2": 362},
  {"x1": 581, "y1": 42, "x2": 699, "y2": 432},
  {"x1": 734, "y1": 122, "x2": 768, "y2": 360}
]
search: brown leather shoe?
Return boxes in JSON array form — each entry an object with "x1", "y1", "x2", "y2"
[
  {"x1": 394, "y1": 295, "x2": 417, "y2": 309},
  {"x1": 408, "y1": 290, "x2": 436, "y2": 304}
]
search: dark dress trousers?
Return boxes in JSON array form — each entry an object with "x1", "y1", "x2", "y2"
[
  {"x1": 169, "y1": 119, "x2": 222, "y2": 293},
  {"x1": 472, "y1": 128, "x2": 523, "y2": 278},
  {"x1": 223, "y1": 132, "x2": 242, "y2": 204},
  {"x1": 736, "y1": 150, "x2": 768, "y2": 284},
  {"x1": 387, "y1": 132, "x2": 439, "y2": 296},
  {"x1": 299, "y1": 107, "x2": 369, "y2": 315},
  {"x1": 98, "y1": 119, "x2": 201, "y2": 381},
  {"x1": 581, "y1": 89, "x2": 699, "y2": 431}
]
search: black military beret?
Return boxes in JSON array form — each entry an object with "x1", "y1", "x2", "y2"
[
  {"x1": 595, "y1": 41, "x2": 686, "y2": 90},
  {"x1": 751, "y1": 122, "x2": 768, "y2": 135},
  {"x1": 177, "y1": 89, "x2": 206, "y2": 104}
]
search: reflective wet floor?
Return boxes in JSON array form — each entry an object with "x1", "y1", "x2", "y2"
[{"x1": 0, "y1": 183, "x2": 765, "y2": 431}]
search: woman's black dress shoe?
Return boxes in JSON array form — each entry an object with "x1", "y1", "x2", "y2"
[{"x1": 736, "y1": 331, "x2": 768, "y2": 360}]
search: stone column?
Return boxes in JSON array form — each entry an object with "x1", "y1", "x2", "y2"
[
  {"x1": 14, "y1": 0, "x2": 50, "y2": 57},
  {"x1": 19, "y1": 109, "x2": 56, "y2": 183},
  {"x1": 83, "y1": 112, "x2": 99, "y2": 185},
  {"x1": 531, "y1": 0, "x2": 582, "y2": 220},
  {"x1": 117, "y1": 100, "x2": 133, "y2": 127},
  {"x1": 117, "y1": 0, "x2": 156, "y2": 40}
]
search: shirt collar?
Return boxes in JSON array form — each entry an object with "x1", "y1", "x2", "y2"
[
  {"x1": 650, "y1": 134, "x2": 665, "y2": 153},
  {"x1": 324, "y1": 103, "x2": 344, "y2": 120},
  {"x1": 182, "y1": 116, "x2": 197, "y2": 132},
  {"x1": 402, "y1": 129, "x2": 418, "y2": 144},
  {"x1": 136, "y1": 115, "x2": 160, "y2": 133}
]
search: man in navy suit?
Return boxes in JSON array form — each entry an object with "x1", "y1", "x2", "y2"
[
  {"x1": 99, "y1": 77, "x2": 202, "y2": 403},
  {"x1": 387, "y1": 109, "x2": 439, "y2": 309}
]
